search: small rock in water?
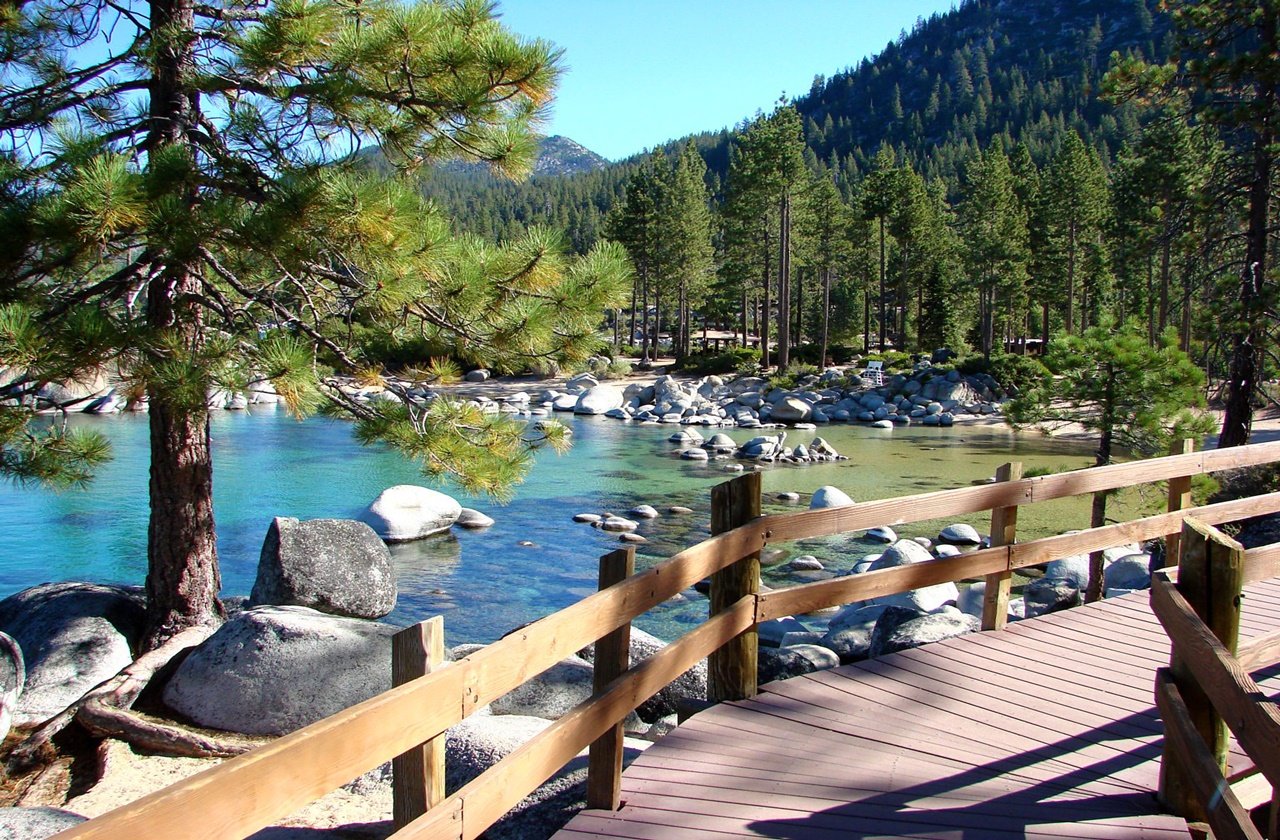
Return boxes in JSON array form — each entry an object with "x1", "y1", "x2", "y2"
[
  {"x1": 517, "y1": 540, "x2": 536, "y2": 548},
  {"x1": 786, "y1": 556, "x2": 825, "y2": 572},
  {"x1": 938, "y1": 523, "x2": 983, "y2": 545},
  {"x1": 455, "y1": 508, "x2": 495, "y2": 529},
  {"x1": 628, "y1": 504, "x2": 659, "y2": 519},
  {"x1": 865, "y1": 526, "x2": 896, "y2": 543},
  {"x1": 776, "y1": 492, "x2": 801, "y2": 502},
  {"x1": 667, "y1": 506, "x2": 694, "y2": 515},
  {"x1": 573, "y1": 513, "x2": 603, "y2": 524},
  {"x1": 810, "y1": 486, "x2": 854, "y2": 509},
  {"x1": 600, "y1": 516, "x2": 639, "y2": 533},
  {"x1": 619, "y1": 533, "x2": 648, "y2": 544}
]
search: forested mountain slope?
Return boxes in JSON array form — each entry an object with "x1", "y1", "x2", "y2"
[{"x1": 423, "y1": 0, "x2": 1165, "y2": 250}]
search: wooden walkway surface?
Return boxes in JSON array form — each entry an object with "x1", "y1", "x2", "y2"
[{"x1": 556, "y1": 580, "x2": 1280, "y2": 839}]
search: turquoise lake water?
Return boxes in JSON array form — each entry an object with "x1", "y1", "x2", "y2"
[{"x1": 0, "y1": 407, "x2": 1099, "y2": 644}]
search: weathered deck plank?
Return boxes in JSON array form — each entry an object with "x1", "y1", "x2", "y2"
[{"x1": 556, "y1": 585, "x2": 1280, "y2": 839}]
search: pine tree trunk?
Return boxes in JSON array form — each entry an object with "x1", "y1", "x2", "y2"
[
  {"x1": 1158, "y1": 203, "x2": 1172, "y2": 335},
  {"x1": 1086, "y1": 382, "x2": 1115, "y2": 604},
  {"x1": 654, "y1": 288, "x2": 662, "y2": 362},
  {"x1": 820, "y1": 267, "x2": 831, "y2": 368},
  {"x1": 794, "y1": 267, "x2": 804, "y2": 351},
  {"x1": 777, "y1": 194, "x2": 791, "y2": 369},
  {"x1": 627, "y1": 280, "x2": 637, "y2": 350},
  {"x1": 863, "y1": 286, "x2": 871, "y2": 356},
  {"x1": 878, "y1": 215, "x2": 887, "y2": 352},
  {"x1": 145, "y1": 390, "x2": 222, "y2": 648},
  {"x1": 1221, "y1": 15, "x2": 1275, "y2": 448},
  {"x1": 640, "y1": 274, "x2": 650, "y2": 364},
  {"x1": 1146, "y1": 252, "x2": 1156, "y2": 345},
  {"x1": 1065, "y1": 217, "x2": 1077, "y2": 334},
  {"x1": 141, "y1": 0, "x2": 224, "y2": 650},
  {"x1": 760, "y1": 231, "x2": 771, "y2": 369}
]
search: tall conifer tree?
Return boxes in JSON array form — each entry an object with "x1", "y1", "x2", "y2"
[{"x1": 0, "y1": 0, "x2": 627, "y2": 647}]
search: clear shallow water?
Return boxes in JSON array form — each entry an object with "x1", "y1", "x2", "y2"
[{"x1": 0, "y1": 407, "x2": 1100, "y2": 644}]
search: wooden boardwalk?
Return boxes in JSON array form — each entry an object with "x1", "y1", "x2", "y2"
[{"x1": 557, "y1": 580, "x2": 1280, "y2": 839}]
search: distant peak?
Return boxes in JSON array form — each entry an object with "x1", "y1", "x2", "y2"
[{"x1": 533, "y1": 136, "x2": 609, "y2": 176}]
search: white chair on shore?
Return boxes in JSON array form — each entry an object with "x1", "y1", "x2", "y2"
[{"x1": 862, "y1": 360, "x2": 884, "y2": 386}]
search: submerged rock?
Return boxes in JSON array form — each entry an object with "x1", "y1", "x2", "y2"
[{"x1": 456, "y1": 508, "x2": 496, "y2": 529}]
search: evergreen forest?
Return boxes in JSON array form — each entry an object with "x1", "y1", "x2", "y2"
[{"x1": 422, "y1": 0, "x2": 1278, "y2": 447}]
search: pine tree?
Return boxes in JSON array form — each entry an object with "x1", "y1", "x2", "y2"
[
  {"x1": 1165, "y1": 1, "x2": 1279, "y2": 447},
  {"x1": 960, "y1": 146, "x2": 1030, "y2": 357},
  {"x1": 607, "y1": 163, "x2": 662, "y2": 363},
  {"x1": 1035, "y1": 132, "x2": 1109, "y2": 337},
  {"x1": 0, "y1": 0, "x2": 627, "y2": 648},
  {"x1": 1006, "y1": 321, "x2": 1213, "y2": 599},
  {"x1": 657, "y1": 144, "x2": 715, "y2": 360},
  {"x1": 799, "y1": 172, "x2": 852, "y2": 366},
  {"x1": 862, "y1": 143, "x2": 901, "y2": 352}
]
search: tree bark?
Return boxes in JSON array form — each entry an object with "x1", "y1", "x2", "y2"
[
  {"x1": 760, "y1": 230, "x2": 771, "y2": 369},
  {"x1": 142, "y1": 0, "x2": 224, "y2": 650},
  {"x1": 777, "y1": 193, "x2": 791, "y2": 369},
  {"x1": 878, "y1": 215, "x2": 887, "y2": 351},
  {"x1": 819, "y1": 267, "x2": 831, "y2": 368}
]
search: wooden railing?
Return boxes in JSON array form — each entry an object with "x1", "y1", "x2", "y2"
[
  {"x1": 1153, "y1": 517, "x2": 1280, "y2": 839},
  {"x1": 57, "y1": 439, "x2": 1280, "y2": 840}
]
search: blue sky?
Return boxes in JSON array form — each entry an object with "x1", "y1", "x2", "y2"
[{"x1": 494, "y1": 1, "x2": 958, "y2": 161}]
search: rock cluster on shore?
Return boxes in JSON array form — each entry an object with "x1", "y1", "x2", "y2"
[{"x1": 540, "y1": 365, "x2": 1007, "y2": 431}]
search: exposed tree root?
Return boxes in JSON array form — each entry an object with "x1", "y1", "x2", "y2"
[
  {"x1": 6, "y1": 626, "x2": 263, "y2": 773},
  {"x1": 77, "y1": 702, "x2": 265, "y2": 758}
]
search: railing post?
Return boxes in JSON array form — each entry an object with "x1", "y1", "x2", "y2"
[
  {"x1": 708, "y1": 471, "x2": 762, "y2": 702},
  {"x1": 982, "y1": 461, "x2": 1022, "y2": 631},
  {"x1": 1157, "y1": 517, "x2": 1245, "y2": 819},
  {"x1": 1164, "y1": 438, "x2": 1195, "y2": 567},
  {"x1": 586, "y1": 547, "x2": 635, "y2": 811},
  {"x1": 392, "y1": 616, "x2": 446, "y2": 829}
]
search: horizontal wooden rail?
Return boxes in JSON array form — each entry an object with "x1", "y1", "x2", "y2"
[
  {"x1": 1244, "y1": 542, "x2": 1280, "y2": 585},
  {"x1": 749, "y1": 440, "x2": 1280, "y2": 547},
  {"x1": 1151, "y1": 572, "x2": 1280, "y2": 791},
  {"x1": 396, "y1": 595, "x2": 758, "y2": 840},
  {"x1": 57, "y1": 522, "x2": 765, "y2": 839},
  {"x1": 1155, "y1": 669, "x2": 1262, "y2": 840},
  {"x1": 759, "y1": 491, "x2": 1280, "y2": 622},
  {"x1": 1237, "y1": 630, "x2": 1280, "y2": 673}
]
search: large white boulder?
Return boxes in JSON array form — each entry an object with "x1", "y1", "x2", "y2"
[
  {"x1": 867, "y1": 540, "x2": 959, "y2": 613},
  {"x1": 938, "y1": 523, "x2": 983, "y2": 545},
  {"x1": 770, "y1": 396, "x2": 812, "y2": 423},
  {"x1": 574, "y1": 385, "x2": 624, "y2": 415},
  {"x1": 810, "y1": 485, "x2": 855, "y2": 509},
  {"x1": 869, "y1": 606, "x2": 977, "y2": 656},
  {"x1": 358, "y1": 485, "x2": 462, "y2": 542},
  {"x1": 162, "y1": 606, "x2": 397, "y2": 735},
  {"x1": 249, "y1": 517, "x2": 396, "y2": 618},
  {"x1": 0, "y1": 582, "x2": 145, "y2": 726}
]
